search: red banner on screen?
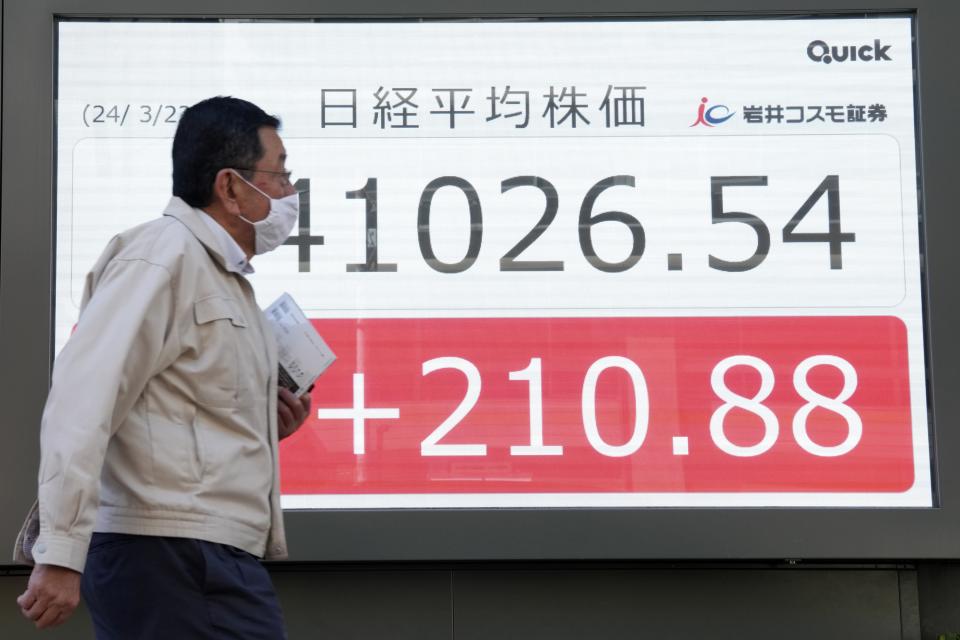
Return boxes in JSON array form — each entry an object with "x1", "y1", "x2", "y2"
[{"x1": 279, "y1": 316, "x2": 914, "y2": 494}]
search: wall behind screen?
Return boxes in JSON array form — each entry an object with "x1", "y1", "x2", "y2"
[{"x1": 3, "y1": 0, "x2": 960, "y2": 564}]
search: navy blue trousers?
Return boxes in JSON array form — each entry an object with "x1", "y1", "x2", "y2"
[{"x1": 81, "y1": 533, "x2": 287, "y2": 640}]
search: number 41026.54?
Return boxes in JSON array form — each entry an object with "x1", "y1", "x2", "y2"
[{"x1": 285, "y1": 175, "x2": 853, "y2": 274}]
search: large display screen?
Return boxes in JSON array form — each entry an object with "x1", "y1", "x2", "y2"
[{"x1": 56, "y1": 16, "x2": 928, "y2": 509}]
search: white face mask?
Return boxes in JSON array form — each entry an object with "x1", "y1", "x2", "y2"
[{"x1": 233, "y1": 171, "x2": 300, "y2": 255}]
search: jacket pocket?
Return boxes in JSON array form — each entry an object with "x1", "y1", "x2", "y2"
[
  {"x1": 195, "y1": 296, "x2": 247, "y2": 328},
  {"x1": 146, "y1": 404, "x2": 205, "y2": 488},
  {"x1": 192, "y1": 296, "x2": 249, "y2": 407}
]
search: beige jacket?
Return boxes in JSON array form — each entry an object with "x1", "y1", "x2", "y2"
[{"x1": 13, "y1": 197, "x2": 287, "y2": 572}]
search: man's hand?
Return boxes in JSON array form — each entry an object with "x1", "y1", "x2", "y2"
[
  {"x1": 17, "y1": 563, "x2": 82, "y2": 629},
  {"x1": 278, "y1": 387, "x2": 311, "y2": 440}
]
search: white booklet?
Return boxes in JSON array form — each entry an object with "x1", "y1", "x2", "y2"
[{"x1": 265, "y1": 292, "x2": 337, "y2": 396}]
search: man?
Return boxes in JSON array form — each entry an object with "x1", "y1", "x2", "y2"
[{"x1": 14, "y1": 96, "x2": 310, "y2": 638}]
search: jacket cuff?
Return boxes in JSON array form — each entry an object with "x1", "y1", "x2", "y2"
[{"x1": 31, "y1": 533, "x2": 89, "y2": 573}]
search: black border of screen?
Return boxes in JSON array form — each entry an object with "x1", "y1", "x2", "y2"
[{"x1": 4, "y1": 0, "x2": 959, "y2": 563}]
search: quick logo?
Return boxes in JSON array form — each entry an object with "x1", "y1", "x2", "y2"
[{"x1": 807, "y1": 39, "x2": 892, "y2": 64}]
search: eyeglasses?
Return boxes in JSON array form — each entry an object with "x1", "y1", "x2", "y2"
[{"x1": 233, "y1": 167, "x2": 293, "y2": 186}]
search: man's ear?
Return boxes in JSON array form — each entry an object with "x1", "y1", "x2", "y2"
[{"x1": 212, "y1": 169, "x2": 243, "y2": 216}]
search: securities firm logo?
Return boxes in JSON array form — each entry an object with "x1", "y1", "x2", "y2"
[
  {"x1": 690, "y1": 97, "x2": 736, "y2": 127},
  {"x1": 807, "y1": 39, "x2": 892, "y2": 64}
]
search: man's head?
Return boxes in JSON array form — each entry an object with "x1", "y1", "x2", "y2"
[{"x1": 172, "y1": 96, "x2": 281, "y2": 208}]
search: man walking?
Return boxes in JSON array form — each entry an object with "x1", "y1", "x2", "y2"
[{"x1": 15, "y1": 96, "x2": 310, "y2": 638}]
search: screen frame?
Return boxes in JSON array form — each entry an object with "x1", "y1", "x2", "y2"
[{"x1": 3, "y1": 0, "x2": 959, "y2": 562}]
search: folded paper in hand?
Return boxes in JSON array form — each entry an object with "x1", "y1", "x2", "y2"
[{"x1": 265, "y1": 293, "x2": 336, "y2": 396}]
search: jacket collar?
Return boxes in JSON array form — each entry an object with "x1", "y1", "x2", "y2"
[{"x1": 162, "y1": 196, "x2": 233, "y2": 272}]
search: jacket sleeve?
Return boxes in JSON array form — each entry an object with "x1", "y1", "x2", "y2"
[{"x1": 32, "y1": 256, "x2": 175, "y2": 572}]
